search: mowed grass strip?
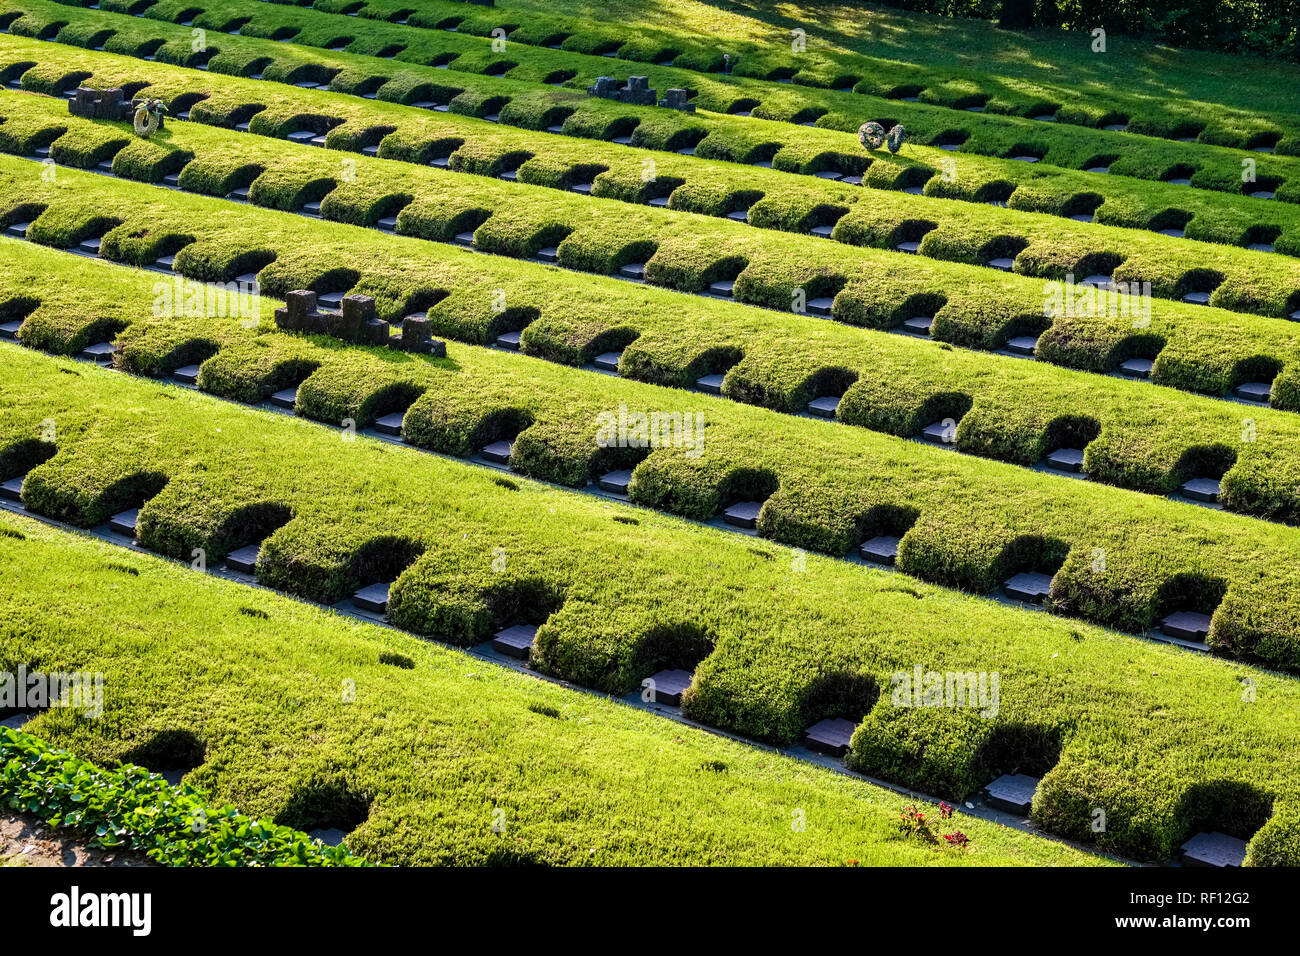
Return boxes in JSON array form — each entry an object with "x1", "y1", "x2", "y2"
[
  {"x1": 580, "y1": 0, "x2": 1300, "y2": 118},
  {"x1": 5, "y1": 0, "x2": 1300, "y2": 220},
  {"x1": 0, "y1": 515, "x2": 1106, "y2": 867},
  {"x1": 0, "y1": 346, "x2": 1297, "y2": 865}
]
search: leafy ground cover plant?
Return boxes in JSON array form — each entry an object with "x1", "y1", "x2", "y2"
[{"x1": 0, "y1": 728, "x2": 370, "y2": 865}]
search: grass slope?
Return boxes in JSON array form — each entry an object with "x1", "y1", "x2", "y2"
[
  {"x1": 493, "y1": 0, "x2": 1300, "y2": 118},
  {"x1": 0, "y1": 344, "x2": 1298, "y2": 863},
  {"x1": 0, "y1": 512, "x2": 1102, "y2": 866},
  {"x1": 10, "y1": 239, "x2": 1300, "y2": 674},
  {"x1": 5, "y1": 19, "x2": 1300, "y2": 249}
]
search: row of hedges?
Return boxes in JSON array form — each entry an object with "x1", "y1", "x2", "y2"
[
  {"x1": 7, "y1": 0, "x2": 1300, "y2": 187},
  {"x1": 1, "y1": 344, "x2": 1298, "y2": 865},
  {"x1": 0, "y1": 728, "x2": 369, "y2": 865},
  {"x1": 5, "y1": 107, "x2": 1300, "y2": 410},
  {"x1": 92, "y1": 0, "x2": 1300, "y2": 146},
  {"x1": 0, "y1": 511, "x2": 1105, "y2": 866},
  {"x1": 8, "y1": 238, "x2": 1300, "y2": 677},
  {"x1": 7, "y1": 153, "x2": 1300, "y2": 506},
  {"x1": 5, "y1": 18, "x2": 1300, "y2": 253},
  {"x1": 7, "y1": 152, "x2": 1300, "y2": 520},
  {"x1": 6, "y1": 86, "x2": 1299, "y2": 320}
]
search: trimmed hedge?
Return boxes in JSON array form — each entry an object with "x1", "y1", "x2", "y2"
[
  {"x1": 0, "y1": 513, "x2": 1103, "y2": 866},
  {"x1": 4, "y1": 100, "x2": 1300, "y2": 418},
  {"x1": 9, "y1": 239, "x2": 1300, "y2": 682},
  {"x1": 6, "y1": 0, "x2": 1300, "y2": 204},
  {"x1": 41, "y1": 0, "x2": 1300, "y2": 152},
  {"x1": 8, "y1": 157, "x2": 1300, "y2": 529},
  {"x1": 6, "y1": 15, "x2": 1300, "y2": 257},
  {"x1": 1, "y1": 345, "x2": 1297, "y2": 865}
]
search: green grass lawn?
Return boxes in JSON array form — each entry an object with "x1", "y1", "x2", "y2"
[
  {"x1": 10, "y1": 238, "x2": 1300, "y2": 677},
  {"x1": 493, "y1": 0, "x2": 1300, "y2": 118},
  {"x1": 1, "y1": 343, "x2": 1299, "y2": 863},
  {"x1": 0, "y1": 511, "x2": 1107, "y2": 866},
  {"x1": 2, "y1": 0, "x2": 1298, "y2": 870}
]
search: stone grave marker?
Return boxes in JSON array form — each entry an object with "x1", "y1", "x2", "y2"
[
  {"x1": 859, "y1": 535, "x2": 900, "y2": 565},
  {"x1": 353, "y1": 582, "x2": 391, "y2": 614},
  {"x1": 492, "y1": 624, "x2": 537, "y2": 659},
  {"x1": 598, "y1": 470, "x2": 632, "y2": 495},
  {"x1": 722, "y1": 500, "x2": 763, "y2": 529},
  {"x1": 1004, "y1": 571, "x2": 1052, "y2": 603},
  {"x1": 1161, "y1": 610, "x2": 1212, "y2": 641},
  {"x1": 983, "y1": 773, "x2": 1039, "y2": 815},
  {"x1": 225, "y1": 545, "x2": 261, "y2": 575},
  {"x1": 644, "y1": 668, "x2": 692, "y2": 706},
  {"x1": 482, "y1": 440, "x2": 514, "y2": 464},
  {"x1": 1180, "y1": 832, "x2": 1247, "y2": 867},
  {"x1": 803, "y1": 717, "x2": 857, "y2": 757},
  {"x1": 109, "y1": 508, "x2": 139, "y2": 538}
]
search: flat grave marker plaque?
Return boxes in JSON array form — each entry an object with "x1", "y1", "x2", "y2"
[
  {"x1": 696, "y1": 373, "x2": 725, "y2": 394},
  {"x1": 0, "y1": 476, "x2": 24, "y2": 501},
  {"x1": 859, "y1": 535, "x2": 900, "y2": 565},
  {"x1": 1161, "y1": 610, "x2": 1212, "y2": 642},
  {"x1": 492, "y1": 624, "x2": 537, "y2": 659},
  {"x1": 1006, "y1": 335, "x2": 1039, "y2": 356},
  {"x1": 1180, "y1": 832, "x2": 1247, "y2": 868},
  {"x1": 593, "y1": 351, "x2": 622, "y2": 372},
  {"x1": 644, "y1": 668, "x2": 692, "y2": 706},
  {"x1": 807, "y1": 395, "x2": 840, "y2": 418},
  {"x1": 1118, "y1": 358, "x2": 1154, "y2": 379},
  {"x1": 722, "y1": 500, "x2": 763, "y2": 529},
  {"x1": 374, "y1": 412, "x2": 405, "y2": 436},
  {"x1": 81, "y1": 342, "x2": 117, "y2": 363},
  {"x1": 353, "y1": 582, "x2": 391, "y2": 614},
  {"x1": 984, "y1": 773, "x2": 1039, "y2": 815},
  {"x1": 173, "y1": 364, "x2": 201, "y2": 385},
  {"x1": 1004, "y1": 571, "x2": 1052, "y2": 603},
  {"x1": 1180, "y1": 477, "x2": 1221, "y2": 503},
  {"x1": 225, "y1": 544, "x2": 261, "y2": 575},
  {"x1": 108, "y1": 508, "x2": 139, "y2": 538},
  {"x1": 1234, "y1": 381, "x2": 1271, "y2": 403},
  {"x1": 482, "y1": 439, "x2": 514, "y2": 464},
  {"x1": 803, "y1": 717, "x2": 857, "y2": 757},
  {"x1": 1045, "y1": 447, "x2": 1085, "y2": 472},
  {"x1": 598, "y1": 469, "x2": 633, "y2": 495}
]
